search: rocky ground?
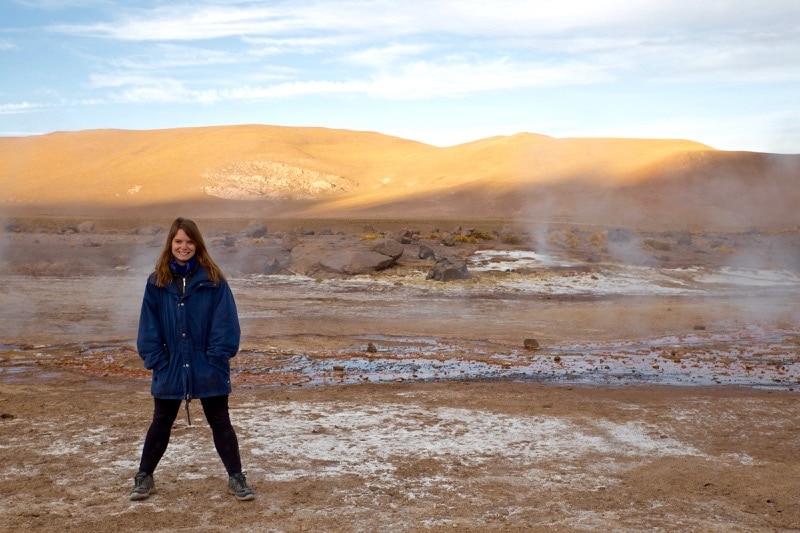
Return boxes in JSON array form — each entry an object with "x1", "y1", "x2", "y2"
[{"x1": 1, "y1": 217, "x2": 799, "y2": 532}]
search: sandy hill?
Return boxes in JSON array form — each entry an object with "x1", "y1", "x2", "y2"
[{"x1": 1, "y1": 125, "x2": 798, "y2": 229}]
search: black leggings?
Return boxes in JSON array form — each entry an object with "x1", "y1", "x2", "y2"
[{"x1": 138, "y1": 395, "x2": 243, "y2": 477}]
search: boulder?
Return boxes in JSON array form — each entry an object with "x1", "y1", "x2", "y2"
[
  {"x1": 134, "y1": 225, "x2": 162, "y2": 236},
  {"x1": 319, "y1": 250, "x2": 396, "y2": 275},
  {"x1": 608, "y1": 228, "x2": 633, "y2": 243},
  {"x1": 290, "y1": 238, "x2": 403, "y2": 277},
  {"x1": 523, "y1": 338, "x2": 540, "y2": 350},
  {"x1": 77, "y1": 221, "x2": 95, "y2": 233},
  {"x1": 243, "y1": 220, "x2": 268, "y2": 238},
  {"x1": 391, "y1": 229, "x2": 414, "y2": 244},
  {"x1": 263, "y1": 258, "x2": 282, "y2": 274},
  {"x1": 427, "y1": 257, "x2": 470, "y2": 281},
  {"x1": 282, "y1": 234, "x2": 302, "y2": 251},
  {"x1": 369, "y1": 238, "x2": 404, "y2": 261},
  {"x1": 418, "y1": 244, "x2": 436, "y2": 260}
]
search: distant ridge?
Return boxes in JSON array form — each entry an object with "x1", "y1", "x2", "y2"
[{"x1": 1, "y1": 125, "x2": 797, "y2": 229}]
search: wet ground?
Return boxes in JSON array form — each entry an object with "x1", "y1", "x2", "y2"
[{"x1": 2, "y1": 247, "x2": 799, "y2": 391}]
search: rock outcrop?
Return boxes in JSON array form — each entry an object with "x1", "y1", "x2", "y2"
[
  {"x1": 290, "y1": 237, "x2": 404, "y2": 277},
  {"x1": 426, "y1": 257, "x2": 470, "y2": 281}
]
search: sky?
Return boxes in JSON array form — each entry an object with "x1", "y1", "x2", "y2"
[{"x1": 1, "y1": 0, "x2": 799, "y2": 153}]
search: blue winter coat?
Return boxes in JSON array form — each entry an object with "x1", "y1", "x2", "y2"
[{"x1": 136, "y1": 265, "x2": 240, "y2": 400}]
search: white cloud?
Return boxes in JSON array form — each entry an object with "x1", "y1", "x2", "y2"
[
  {"x1": 48, "y1": 1, "x2": 799, "y2": 42},
  {"x1": 345, "y1": 43, "x2": 431, "y2": 67},
  {"x1": 42, "y1": 1, "x2": 800, "y2": 91},
  {"x1": 366, "y1": 57, "x2": 612, "y2": 98},
  {"x1": 50, "y1": 4, "x2": 313, "y2": 41},
  {"x1": 110, "y1": 43, "x2": 240, "y2": 70},
  {"x1": 243, "y1": 35, "x2": 353, "y2": 56},
  {"x1": 88, "y1": 73, "x2": 196, "y2": 103},
  {"x1": 89, "y1": 72, "x2": 160, "y2": 89},
  {"x1": 218, "y1": 79, "x2": 365, "y2": 100},
  {"x1": 85, "y1": 54, "x2": 612, "y2": 105},
  {"x1": 0, "y1": 101, "x2": 45, "y2": 114}
]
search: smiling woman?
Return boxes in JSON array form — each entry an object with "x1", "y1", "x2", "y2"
[
  {"x1": 131, "y1": 217, "x2": 255, "y2": 502},
  {"x1": 171, "y1": 228, "x2": 196, "y2": 265}
]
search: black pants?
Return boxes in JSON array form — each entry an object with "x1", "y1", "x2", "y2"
[{"x1": 138, "y1": 395, "x2": 243, "y2": 477}]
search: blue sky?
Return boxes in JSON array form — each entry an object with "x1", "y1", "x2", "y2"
[{"x1": 1, "y1": 0, "x2": 798, "y2": 153}]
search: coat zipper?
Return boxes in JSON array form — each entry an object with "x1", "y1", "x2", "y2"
[{"x1": 180, "y1": 274, "x2": 191, "y2": 424}]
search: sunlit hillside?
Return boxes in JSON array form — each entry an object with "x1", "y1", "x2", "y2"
[{"x1": 1, "y1": 125, "x2": 797, "y2": 228}]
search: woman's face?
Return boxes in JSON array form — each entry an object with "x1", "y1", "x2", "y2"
[{"x1": 171, "y1": 229, "x2": 197, "y2": 265}]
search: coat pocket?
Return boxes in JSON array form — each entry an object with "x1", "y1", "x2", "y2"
[
  {"x1": 150, "y1": 359, "x2": 179, "y2": 398},
  {"x1": 193, "y1": 352, "x2": 232, "y2": 395},
  {"x1": 152, "y1": 359, "x2": 170, "y2": 381},
  {"x1": 144, "y1": 354, "x2": 169, "y2": 372},
  {"x1": 206, "y1": 353, "x2": 231, "y2": 374}
]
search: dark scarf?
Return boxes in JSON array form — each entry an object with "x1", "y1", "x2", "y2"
[{"x1": 169, "y1": 256, "x2": 199, "y2": 277}]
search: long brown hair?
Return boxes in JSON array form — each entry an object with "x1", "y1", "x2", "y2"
[{"x1": 151, "y1": 218, "x2": 226, "y2": 287}]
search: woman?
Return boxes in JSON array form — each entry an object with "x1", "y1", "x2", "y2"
[{"x1": 129, "y1": 217, "x2": 254, "y2": 501}]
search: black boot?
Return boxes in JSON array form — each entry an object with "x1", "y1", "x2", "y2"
[
  {"x1": 227, "y1": 472, "x2": 254, "y2": 501},
  {"x1": 129, "y1": 471, "x2": 155, "y2": 501}
]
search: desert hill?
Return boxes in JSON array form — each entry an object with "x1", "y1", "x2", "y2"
[{"x1": 1, "y1": 124, "x2": 797, "y2": 229}]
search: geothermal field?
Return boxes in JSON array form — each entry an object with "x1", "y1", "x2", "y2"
[
  {"x1": 1, "y1": 127, "x2": 799, "y2": 531},
  {"x1": 1, "y1": 215, "x2": 799, "y2": 532}
]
